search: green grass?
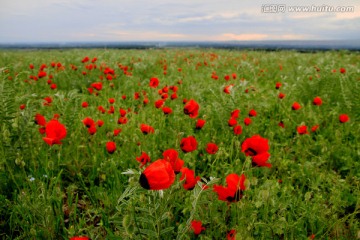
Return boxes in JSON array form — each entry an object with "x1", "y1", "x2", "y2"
[{"x1": 0, "y1": 48, "x2": 359, "y2": 239}]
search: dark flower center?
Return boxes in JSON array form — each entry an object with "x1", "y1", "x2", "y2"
[
  {"x1": 139, "y1": 173, "x2": 150, "y2": 190},
  {"x1": 245, "y1": 148, "x2": 257, "y2": 156},
  {"x1": 226, "y1": 189, "x2": 243, "y2": 202}
]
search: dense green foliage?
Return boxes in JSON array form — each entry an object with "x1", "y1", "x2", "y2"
[{"x1": 0, "y1": 49, "x2": 359, "y2": 239}]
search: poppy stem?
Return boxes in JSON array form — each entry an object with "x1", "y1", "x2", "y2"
[{"x1": 132, "y1": 204, "x2": 145, "y2": 239}]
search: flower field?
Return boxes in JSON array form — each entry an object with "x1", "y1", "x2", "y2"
[{"x1": 0, "y1": 48, "x2": 359, "y2": 239}]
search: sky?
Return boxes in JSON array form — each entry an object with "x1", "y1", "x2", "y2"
[{"x1": 0, "y1": 0, "x2": 359, "y2": 43}]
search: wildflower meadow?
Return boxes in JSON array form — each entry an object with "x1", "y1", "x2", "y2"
[{"x1": 0, "y1": 48, "x2": 359, "y2": 239}]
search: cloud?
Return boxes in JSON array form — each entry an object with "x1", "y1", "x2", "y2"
[
  {"x1": 0, "y1": 0, "x2": 359, "y2": 42},
  {"x1": 217, "y1": 33, "x2": 268, "y2": 41}
]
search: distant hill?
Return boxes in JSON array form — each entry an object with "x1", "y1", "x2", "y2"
[{"x1": 0, "y1": 40, "x2": 359, "y2": 51}]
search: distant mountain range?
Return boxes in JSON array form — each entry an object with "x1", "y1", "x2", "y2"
[{"x1": 0, "y1": 40, "x2": 359, "y2": 51}]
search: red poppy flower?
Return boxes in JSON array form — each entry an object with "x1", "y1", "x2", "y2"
[
  {"x1": 113, "y1": 128, "x2": 122, "y2": 136},
  {"x1": 206, "y1": 143, "x2": 218, "y2": 154},
  {"x1": 108, "y1": 105, "x2": 115, "y2": 114},
  {"x1": 180, "y1": 168, "x2": 200, "y2": 190},
  {"x1": 140, "y1": 124, "x2": 154, "y2": 134},
  {"x1": 224, "y1": 85, "x2": 234, "y2": 94},
  {"x1": 42, "y1": 119, "x2": 67, "y2": 146},
  {"x1": 134, "y1": 92, "x2": 140, "y2": 100},
  {"x1": 97, "y1": 120, "x2": 104, "y2": 127},
  {"x1": 292, "y1": 102, "x2": 301, "y2": 110},
  {"x1": 191, "y1": 220, "x2": 205, "y2": 235},
  {"x1": 43, "y1": 97, "x2": 52, "y2": 105},
  {"x1": 118, "y1": 117, "x2": 128, "y2": 125},
  {"x1": 183, "y1": 99, "x2": 200, "y2": 118},
  {"x1": 232, "y1": 73, "x2": 237, "y2": 79},
  {"x1": 231, "y1": 109, "x2": 240, "y2": 119},
  {"x1": 106, "y1": 74, "x2": 113, "y2": 81},
  {"x1": 70, "y1": 236, "x2": 90, "y2": 240},
  {"x1": 136, "y1": 152, "x2": 151, "y2": 168},
  {"x1": 212, "y1": 74, "x2": 219, "y2": 80},
  {"x1": 224, "y1": 75, "x2": 230, "y2": 81},
  {"x1": 339, "y1": 68, "x2": 346, "y2": 74},
  {"x1": 297, "y1": 125, "x2": 309, "y2": 135},
  {"x1": 227, "y1": 229, "x2": 237, "y2": 240},
  {"x1": 108, "y1": 98, "x2": 115, "y2": 104},
  {"x1": 38, "y1": 71, "x2": 47, "y2": 78},
  {"x1": 162, "y1": 86, "x2": 168, "y2": 93},
  {"x1": 278, "y1": 92, "x2": 285, "y2": 99},
  {"x1": 162, "y1": 107, "x2": 172, "y2": 115},
  {"x1": 213, "y1": 173, "x2": 246, "y2": 203},
  {"x1": 119, "y1": 108, "x2": 127, "y2": 117},
  {"x1": 275, "y1": 82, "x2": 282, "y2": 89},
  {"x1": 339, "y1": 114, "x2": 349, "y2": 123},
  {"x1": 170, "y1": 85, "x2": 178, "y2": 92},
  {"x1": 233, "y1": 125, "x2": 242, "y2": 135},
  {"x1": 29, "y1": 64, "x2": 34, "y2": 70},
  {"x1": 106, "y1": 141, "x2": 116, "y2": 154},
  {"x1": 81, "y1": 56, "x2": 90, "y2": 63},
  {"x1": 249, "y1": 109, "x2": 257, "y2": 117},
  {"x1": 88, "y1": 125, "x2": 96, "y2": 135},
  {"x1": 81, "y1": 102, "x2": 88, "y2": 108},
  {"x1": 82, "y1": 117, "x2": 95, "y2": 128},
  {"x1": 40, "y1": 63, "x2": 47, "y2": 71},
  {"x1": 311, "y1": 125, "x2": 319, "y2": 132},
  {"x1": 313, "y1": 97, "x2": 322, "y2": 106},
  {"x1": 98, "y1": 106, "x2": 106, "y2": 113},
  {"x1": 143, "y1": 98, "x2": 149, "y2": 105},
  {"x1": 39, "y1": 127, "x2": 46, "y2": 134},
  {"x1": 244, "y1": 117, "x2": 252, "y2": 126},
  {"x1": 19, "y1": 104, "x2": 26, "y2": 110},
  {"x1": 155, "y1": 99, "x2": 164, "y2": 109},
  {"x1": 162, "y1": 149, "x2": 184, "y2": 173},
  {"x1": 278, "y1": 121, "x2": 285, "y2": 128},
  {"x1": 91, "y1": 82, "x2": 102, "y2": 91},
  {"x1": 228, "y1": 118, "x2": 237, "y2": 127},
  {"x1": 180, "y1": 136, "x2": 197, "y2": 153},
  {"x1": 241, "y1": 135, "x2": 271, "y2": 168},
  {"x1": 34, "y1": 113, "x2": 46, "y2": 126},
  {"x1": 195, "y1": 119, "x2": 206, "y2": 130},
  {"x1": 170, "y1": 92, "x2": 178, "y2": 100},
  {"x1": 161, "y1": 93, "x2": 168, "y2": 100},
  {"x1": 149, "y1": 77, "x2": 159, "y2": 88},
  {"x1": 50, "y1": 83, "x2": 57, "y2": 90},
  {"x1": 122, "y1": 95, "x2": 127, "y2": 100},
  {"x1": 139, "y1": 159, "x2": 175, "y2": 190}
]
